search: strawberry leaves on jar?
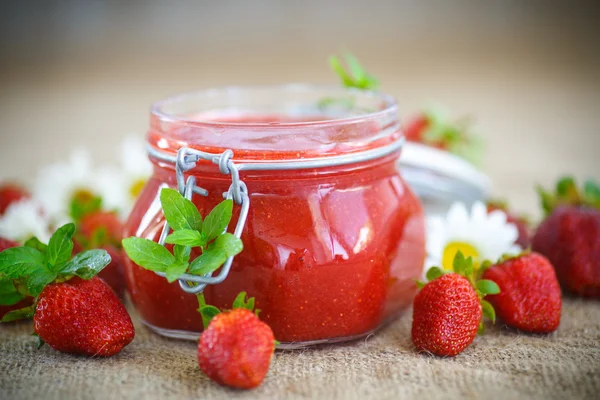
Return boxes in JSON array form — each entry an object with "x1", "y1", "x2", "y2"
[
  {"x1": 122, "y1": 188, "x2": 243, "y2": 283},
  {"x1": 0, "y1": 222, "x2": 112, "y2": 322}
]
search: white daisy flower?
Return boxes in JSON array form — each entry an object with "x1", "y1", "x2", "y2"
[
  {"x1": 0, "y1": 199, "x2": 52, "y2": 243},
  {"x1": 34, "y1": 149, "x2": 120, "y2": 224},
  {"x1": 424, "y1": 201, "x2": 521, "y2": 276},
  {"x1": 116, "y1": 135, "x2": 152, "y2": 219}
]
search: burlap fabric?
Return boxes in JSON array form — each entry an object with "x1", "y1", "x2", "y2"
[{"x1": 1, "y1": 297, "x2": 598, "y2": 400}]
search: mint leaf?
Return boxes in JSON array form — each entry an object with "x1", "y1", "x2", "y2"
[
  {"x1": 166, "y1": 230, "x2": 204, "y2": 247},
  {"x1": 329, "y1": 54, "x2": 378, "y2": 90},
  {"x1": 46, "y1": 223, "x2": 75, "y2": 270},
  {"x1": 202, "y1": 200, "x2": 233, "y2": 242},
  {"x1": 476, "y1": 279, "x2": 500, "y2": 296},
  {"x1": 26, "y1": 269, "x2": 57, "y2": 297},
  {"x1": 188, "y1": 247, "x2": 227, "y2": 276},
  {"x1": 0, "y1": 279, "x2": 25, "y2": 306},
  {"x1": 58, "y1": 249, "x2": 111, "y2": 280},
  {"x1": 160, "y1": 188, "x2": 202, "y2": 231},
  {"x1": 0, "y1": 247, "x2": 46, "y2": 279},
  {"x1": 188, "y1": 234, "x2": 243, "y2": 276},
  {"x1": 165, "y1": 262, "x2": 189, "y2": 283},
  {"x1": 215, "y1": 233, "x2": 243, "y2": 257},
  {"x1": 122, "y1": 237, "x2": 175, "y2": 273},
  {"x1": 174, "y1": 245, "x2": 192, "y2": 263},
  {"x1": 24, "y1": 237, "x2": 48, "y2": 253},
  {"x1": 1, "y1": 304, "x2": 35, "y2": 323}
]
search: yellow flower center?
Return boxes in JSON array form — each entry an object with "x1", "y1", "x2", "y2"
[
  {"x1": 129, "y1": 178, "x2": 147, "y2": 199},
  {"x1": 442, "y1": 241, "x2": 479, "y2": 271},
  {"x1": 71, "y1": 189, "x2": 95, "y2": 204}
]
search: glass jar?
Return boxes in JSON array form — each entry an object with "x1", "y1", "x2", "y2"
[{"x1": 123, "y1": 85, "x2": 425, "y2": 348}]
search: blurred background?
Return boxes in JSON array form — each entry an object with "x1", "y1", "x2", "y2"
[{"x1": 1, "y1": 0, "x2": 598, "y2": 217}]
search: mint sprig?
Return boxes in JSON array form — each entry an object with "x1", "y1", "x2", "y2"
[
  {"x1": 329, "y1": 53, "x2": 379, "y2": 91},
  {"x1": 0, "y1": 223, "x2": 112, "y2": 322},
  {"x1": 122, "y1": 188, "x2": 243, "y2": 284}
]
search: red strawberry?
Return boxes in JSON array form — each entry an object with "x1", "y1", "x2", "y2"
[
  {"x1": 1, "y1": 222, "x2": 134, "y2": 357},
  {"x1": 412, "y1": 252, "x2": 498, "y2": 357},
  {"x1": 34, "y1": 276, "x2": 134, "y2": 356},
  {"x1": 75, "y1": 211, "x2": 125, "y2": 297},
  {"x1": 198, "y1": 294, "x2": 275, "y2": 389},
  {"x1": 412, "y1": 274, "x2": 482, "y2": 356},
  {"x1": 482, "y1": 253, "x2": 561, "y2": 333},
  {"x1": 0, "y1": 183, "x2": 29, "y2": 215},
  {"x1": 532, "y1": 178, "x2": 600, "y2": 297},
  {"x1": 487, "y1": 201, "x2": 531, "y2": 248}
]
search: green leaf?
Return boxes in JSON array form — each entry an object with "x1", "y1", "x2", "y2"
[
  {"x1": 214, "y1": 233, "x2": 243, "y2": 257},
  {"x1": 477, "y1": 260, "x2": 493, "y2": 278},
  {"x1": 476, "y1": 279, "x2": 501, "y2": 296},
  {"x1": 452, "y1": 251, "x2": 466, "y2": 275},
  {"x1": 174, "y1": 245, "x2": 192, "y2": 263},
  {"x1": 415, "y1": 280, "x2": 426, "y2": 289},
  {"x1": 0, "y1": 246, "x2": 46, "y2": 279},
  {"x1": 197, "y1": 295, "x2": 221, "y2": 329},
  {"x1": 188, "y1": 247, "x2": 227, "y2": 276},
  {"x1": 122, "y1": 237, "x2": 175, "y2": 273},
  {"x1": 25, "y1": 269, "x2": 57, "y2": 297},
  {"x1": 478, "y1": 321, "x2": 485, "y2": 335},
  {"x1": 556, "y1": 177, "x2": 578, "y2": 200},
  {"x1": 24, "y1": 237, "x2": 48, "y2": 253},
  {"x1": 329, "y1": 54, "x2": 378, "y2": 90},
  {"x1": 202, "y1": 200, "x2": 233, "y2": 242},
  {"x1": 160, "y1": 188, "x2": 202, "y2": 231},
  {"x1": 583, "y1": 179, "x2": 600, "y2": 208},
  {"x1": 481, "y1": 299, "x2": 496, "y2": 324},
  {"x1": 165, "y1": 230, "x2": 204, "y2": 247},
  {"x1": 1, "y1": 304, "x2": 35, "y2": 322},
  {"x1": 426, "y1": 267, "x2": 444, "y2": 282},
  {"x1": 0, "y1": 279, "x2": 25, "y2": 306},
  {"x1": 232, "y1": 292, "x2": 255, "y2": 311},
  {"x1": 70, "y1": 194, "x2": 102, "y2": 221},
  {"x1": 188, "y1": 234, "x2": 243, "y2": 276},
  {"x1": 165, "y1": 262, "x2": 189, "y2": 283},
  {"x1": 58, "y1": 250, "x2": 111, "y2": 280},
  {"x1": 46, "y1": 223, "x2": 75, "y2": 270}
]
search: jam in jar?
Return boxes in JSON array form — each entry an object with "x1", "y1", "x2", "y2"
[{"x1": 123, "y1": 85, "x2": 425, "y2": 347}]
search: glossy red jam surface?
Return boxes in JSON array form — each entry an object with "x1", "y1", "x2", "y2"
[{"x1": 124, "y1": 109, "x2": 425, "y2": 343}]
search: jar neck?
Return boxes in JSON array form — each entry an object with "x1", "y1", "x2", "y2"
[{"x1": 151, "y1": 150, "x2": 402, "y2": 183}]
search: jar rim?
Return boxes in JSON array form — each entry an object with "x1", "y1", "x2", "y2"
[
  {"x1": 148, "y1": 84, "x2": 402, "y2": 161},
  {"x1": 150, "y1": 83, "x2": 398, "y2": 128}
]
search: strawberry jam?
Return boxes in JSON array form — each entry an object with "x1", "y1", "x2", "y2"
[{"x1": 123, "y1": 86, "x2": 425, "y2": 345}]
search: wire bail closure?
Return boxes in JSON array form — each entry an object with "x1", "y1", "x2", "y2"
[{"x1": 154, "y1": 147, "x2": 250, "y2": 294}]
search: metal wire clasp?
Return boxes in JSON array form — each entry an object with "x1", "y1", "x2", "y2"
[{"x1": 153, "y1": 147, "x2": 250, "y2": 294}]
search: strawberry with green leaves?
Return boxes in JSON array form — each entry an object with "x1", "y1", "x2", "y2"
[
  {"x1": 123, "y1": 188, "x2": 243, "y2": 285},
  {"x1": 412, "y1": 252, "x2": 499, "y2": 357},
  {"x1": 532, "y1": 177, "x2": 600, "y2": 297},
  {"x1": 197, "y1": 292, "x2": 275, "y2": 389},
  {"x1": 0, "y1": 223, "x2": 134, "y2": 356},
  {"x1": 482, "y1": 252, "x2": 561, "y2": 333},
  {"x1": 403, "y1": 109, "x2": 483, "y2": 166}
]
